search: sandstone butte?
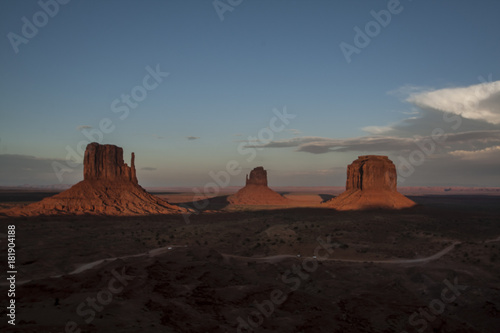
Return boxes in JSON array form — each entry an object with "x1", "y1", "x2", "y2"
[
  {"x1": 227, "y1": 166, "x2": 290, "y2": 205},
  {"x1": 2, "y1": 143, "x2": 188, "y2": 216},
  {"x1": 324, "y1": 155, "x2": 417, "y2": 210}
]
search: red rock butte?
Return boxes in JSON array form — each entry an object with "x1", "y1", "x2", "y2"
[
  {"x1": 2, "y1": 143, "x2": 188, "y2": 216},
  {"x1": 324, "y1": 155, "x2": 416, "y2": 210},
  {"x1": 228, "y1": 166, "x2": 289, "y2": 205},
  {"x1": 84, "y1": 142, "x2": 138, "y2": 184}
]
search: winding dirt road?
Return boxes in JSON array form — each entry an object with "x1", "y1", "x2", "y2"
[
  {"x1": 222, "y1": 241, "x2": 461, "y2": 264},
  {"x1": 6, "y1": 235, "x2": 500, "y2": 286},
  {"x1": 10, "y1": 245, "x2": 186, "y2": 286}
]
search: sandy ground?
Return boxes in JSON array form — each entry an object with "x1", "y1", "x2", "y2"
[{"x1": 0, "y1": 190, "x2": 500, "y2": 332}]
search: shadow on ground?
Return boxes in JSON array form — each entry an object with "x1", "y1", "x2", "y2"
[
  {"x1": 319, "y1": 193, "x2": 335, "y2": 203},
  {"x1": 173, "y1": 195, "x2": 231, "y2": 212}
]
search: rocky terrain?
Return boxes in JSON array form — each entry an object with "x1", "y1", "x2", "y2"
[
  {"x1": 228, "y1": 167, "x2": 290, "y2": 206},
  {"x1": 1, "y1": 196, "x2": 499, "y2": 332},
  {"x1": 324, "y1": 155, "x2": 416, "y2": 210},
  {"x1": 0, "y1": 143, "x2": 188, "y2": 216},
  {"x1": 1, "y1": 149, "x2": 499, "y2": 332}
]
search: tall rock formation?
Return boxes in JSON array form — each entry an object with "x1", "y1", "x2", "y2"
[
  {"x1": 324, "y1": 155, "x2": 416, "y2": 210},
  {"x1": 345, "y1": 155, "x2": 397, "y2": 191},
  {"x1": 2, "y1": 143, "x2": 188, "y2": 216},
  {"x1": 83, "y1": 143, "x2": 138, "y2": 183},
  {"x1": 228, "y1": 166, "x2": 289, "y2": 205},
  {"x1": 245, "y1": 167, "x2": 267, "y2": 186}
]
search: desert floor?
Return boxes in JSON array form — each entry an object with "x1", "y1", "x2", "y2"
[{"x1": 1, "y1": 189, "x2": 500, "y2": 332}]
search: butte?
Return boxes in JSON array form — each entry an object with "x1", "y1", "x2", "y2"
[
  {"x1": 227, "y1": 166, "x2": 289, "y2": 205},
  {"x1": 2, "y1": 142, "x2": 188, "y2": 216},
  {"x1": 324, "y1": 155, "x2": 416, "y2": 210}
]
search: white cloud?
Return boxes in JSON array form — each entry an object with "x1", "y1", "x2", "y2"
[
  {"x1": 401, "y1": 108, "x2": 420, "y2": 115},
  {"x1": 407, "y1": 80, "x2": 500, "y2": 124},
  {"x1": 387, "y1": 84, "x2": 433, "y2": 99},
  {"x1": 246, "y1": 130, "x2": 500, "y2": 154},
  {"x1": 449, "y1": 145, "x2": 500, "y2": 160},
  {"x1": 362, "y1": 125, "x2": 394, "y2": 134}
]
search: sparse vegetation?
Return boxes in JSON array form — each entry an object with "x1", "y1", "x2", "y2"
[{"x1": 2, "y1": 191, "x2": 500, "y2": 332}]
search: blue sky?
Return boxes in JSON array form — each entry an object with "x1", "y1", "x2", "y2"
[{"x1": 1, "y1": 0, "x2": 500, "y2": 187}]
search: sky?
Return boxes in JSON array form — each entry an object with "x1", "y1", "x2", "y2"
[{"x1": 1, "y1": 0, "x2": 500, "y2": 188}]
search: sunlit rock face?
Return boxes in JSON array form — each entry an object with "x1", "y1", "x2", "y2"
[
  {"x1": 2, "y1": 143, "x2": 188, "y2": 216},
  {"x1": 245, "y1": 166, "x2": 267, "y2": 186},
  {"x1": 228, "y1": 166, "x2": 289, "y2": 205},
  {"x1": 324, "y1": 155, "x2": 416, "y2": 210},
  {"x1": 84, "y1": 142, "x2": 138, "y2": 184}
]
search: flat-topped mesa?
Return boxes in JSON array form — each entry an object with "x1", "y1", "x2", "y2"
[
  {"x1": 324, "y1": 155, "x2": 416, "y2": 210},
  {"x1": 245, "y1": 166, "x2": 268, "y2": 186},
  {"x1": 346, "y1": 155, "x2": 396, "y2": 191},
  {"x1": 84, "y1": 142, "x2": 138, "y2": 184}
]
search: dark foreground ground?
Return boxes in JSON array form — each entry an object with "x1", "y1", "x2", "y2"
[{"x1": 1, "y1": 194, "x2": 500, "y2": 332}]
